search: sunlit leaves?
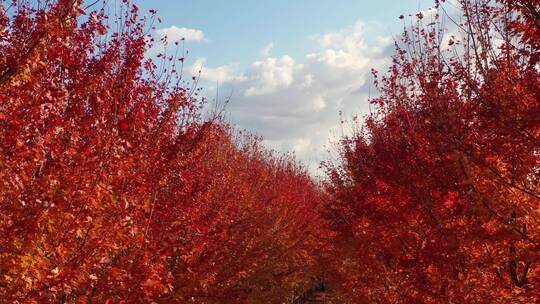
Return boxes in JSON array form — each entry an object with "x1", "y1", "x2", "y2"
[
  {"x1": 323, "y1": 0, "x2": 539, "y2": 302},
  {"x1": 0, "y1": 1, "x2": 327, "y2": 303}
]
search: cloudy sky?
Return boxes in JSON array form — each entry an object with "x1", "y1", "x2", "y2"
[{"x1": 138, "y1": 0, "x2": 437, "y2": 175}]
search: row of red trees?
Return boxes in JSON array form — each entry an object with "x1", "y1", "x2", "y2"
[
  {"x1": 0, "y1": 1, "x2": 328, "y2": 302},
  {"x1": 323, "y1": 0, "x2": 539, "y2": 302},
  {"x1": 0, "y1": 0, "x2": 538, "y2": 303}
]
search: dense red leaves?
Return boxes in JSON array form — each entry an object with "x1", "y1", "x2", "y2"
[
  {"x1": 2, "y1": 0, "x2": 539, "y2": 303},
  {"x1": 323, "y1": 0, "x2": 539, "y2": 303},
  {"x1": 0, "y1": 1, "x2": 328, "y2": 302}
]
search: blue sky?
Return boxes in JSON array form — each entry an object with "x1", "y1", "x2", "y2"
[
  {"x1": 138, "y1": 0, "x2": 439, "y2": 174},
  {"x1": 140, "y1": 1, "x2": 433, "y2": 68}
]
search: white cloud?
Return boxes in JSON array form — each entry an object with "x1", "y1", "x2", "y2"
[
  {"x1": 198, "y1": 20, "x2": 394, "y2": 174},
  {"x1": 318, "y1": 21, "x2": 366, "y2": 52},
  {"x1": 155, "y1": 26, "x2": 207, "y2": 43},
  {"x1": 244, "y1": 56, "x2": 299, "y2": 96},
  {"x1": 261, "y1": 42, "x2": 274, "y2": 57},
  {"x1": 190, "y1": 58, "x2": 244, "y2": 83}
]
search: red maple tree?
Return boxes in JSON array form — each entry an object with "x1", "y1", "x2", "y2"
[
  {"x1": 323, "y1": 0, "x2": 539, "y2": 302},
  {"x1": 0, "y1": 1, "x2": 328, "y2": 302}
]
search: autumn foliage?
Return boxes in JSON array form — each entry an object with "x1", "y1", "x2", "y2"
[
  {"x1": 0, "y1": 1, "x2": 327, "y2": 302},
  {"x1": 1, "y1": 0, "x2": 539, "y2": 303},
  {"x1": 323, "y1": 0, "x2": 539, "y2": 303}
]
